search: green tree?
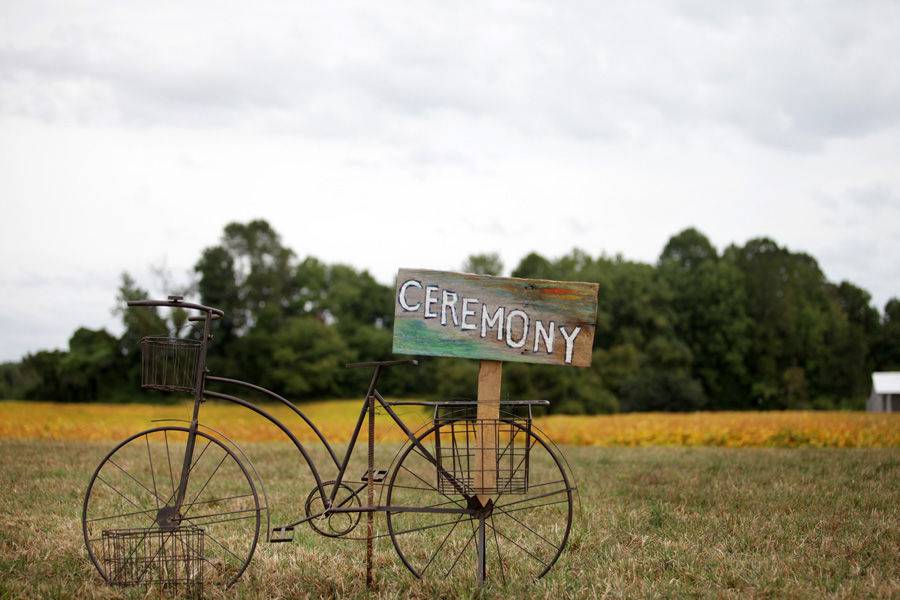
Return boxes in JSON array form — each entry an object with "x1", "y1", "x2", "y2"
[
  {"x1": 58, "y1": 328, "x2": 121, "y2": 402},
  {"x1": 195, "y1": 246, "x2": 241, "y2": 336},
  {"x1": 194, "y1": 220, "x2": 297, "y2": 335},
  {"x1": 5, "y1": 218, "x2": 889, "y2": 410},
  {"x1": 0, "y1": 361, "x2": 35, "y2": 399},
  {"x1": 659, "y1": 227, "x2": 717, "y2": 269},
  {"x1": 462, "y1": 253, "x2": 503, "y2": 276},
  {"x1": 659, "y1": 228, "x2": 751, "y2": 408},
  {"x1": 322, "y1": 265, "x2": 394, "y2": 333},
  {"x1": 872, "y1": 298, "x2": 900, "y2": 370},
  {"x1": 511, "y1": 252, "x2": 553, "y2": 279},
  {"x1": 114, "y1": 273, "x2": 167, "y2": 384},
  {"x1": 724, "y1": 238, "x2": 860, "y2": 408},
  {"x1": 248, "y1": 316, "x2": 352, "y2": 399},
  {"x1": 819, "y1": 282, "x2": 881, "y2": 404},
  {"x1": 20, "y1": 351, "x2": 66, "y2": 401}
]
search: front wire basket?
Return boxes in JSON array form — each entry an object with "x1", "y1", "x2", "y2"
[
  {"x1": 140, "y1": 336, "x2": 201, "y2": 393},
  {"x1": 102, "y1": 526, "x2": 204, "y2": 594},
  {"x1": 433, "y1": 403, "x2": 532, "y2": 496}
]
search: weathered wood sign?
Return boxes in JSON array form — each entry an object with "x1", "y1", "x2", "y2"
[
  {"x1": 393, "y1": 268, "x2": 599, "y2": 506},
  {"x1": 392, "y1": 268, "x2": 599, "y2": 367}
]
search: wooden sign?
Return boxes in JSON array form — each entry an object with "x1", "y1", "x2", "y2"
[{"x1": 392, "y1": 268, "x2": 599, "y2": 367}]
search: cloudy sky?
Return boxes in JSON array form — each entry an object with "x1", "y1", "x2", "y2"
[{"x1": 1, "y1": 1, "x2": 899, "y2": 361}]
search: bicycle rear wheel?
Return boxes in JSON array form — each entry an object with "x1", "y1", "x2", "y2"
[
  {"x1": 385, "y1": 420, "x2": 574, "y2": 582},
  {"x1": 82, "y1": 426, "x2": 260, "y2": 588}
]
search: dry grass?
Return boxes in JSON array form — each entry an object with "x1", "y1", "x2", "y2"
[
  {"x1": 0, "y1": 439, "x2": 897, "y2": 599},
  {"x1": 2, "y1": 400, "x2": 898, "y2": 447},
  {"x1": 1, "y1": 401, "x2": 898, "y2": 597}
]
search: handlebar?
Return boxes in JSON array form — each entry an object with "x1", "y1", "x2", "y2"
[
  {"x1": 187, "y1": 314, "x2": 222, "y2": 322},
  {"x1": 127, "y1": 296, "x2": 225, "y2": 318}
]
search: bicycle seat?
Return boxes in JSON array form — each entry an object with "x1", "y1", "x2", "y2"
[{"x1": 345, "y1": 359, "x2": 419, "y2": 369}]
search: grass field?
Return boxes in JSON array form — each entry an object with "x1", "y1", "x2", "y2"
[{"x1": 0, "y1": 401, "x2": 898, "y2": 598}]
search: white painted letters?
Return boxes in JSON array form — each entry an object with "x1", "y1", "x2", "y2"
[
  {"x1": 398, "y1": 279, "x2": 422, "y2": 312},
  {"x1": 505, "y1": 309, "x2": 529, "y2": 349},
  {"x1": 480, "y1": 306, "x2": 505, "y2": 340},
  {"x1": 461, "y1": 297, "x2": 479, "y2": 330},
  {"x1": 424, "y1": 286, "x2": 439, "y2": 318},
  {"x1": 441, "y1": 290, "x2": 459, "y2": 326},
  {"x1": 559, "y1": 326, "x2": 582, "y2": 364},
  {"x1": 533, "y1": 320, "x2": 555, "y2": 354}
]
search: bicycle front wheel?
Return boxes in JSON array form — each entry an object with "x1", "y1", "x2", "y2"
[
  {"x1": 82, "y1": 426, "x2": 260, "y2": 588},
  {"x1": 385, "y1": 421, "x2": 574, "y2": 583}
]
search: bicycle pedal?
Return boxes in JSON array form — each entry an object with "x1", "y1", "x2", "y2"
[
  {"x1": 270, "y1": 526, "x2": 294, "y2": 543},
  {"x1": 361, "y1": 469, "x2": 388, "y2": 483}
]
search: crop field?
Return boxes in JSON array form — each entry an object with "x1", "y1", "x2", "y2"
[
  {"x1": 0, "y1": 401, "x2": 898, "y2": 598},
  {"x1": 2, "y1": 400, "x2": 899, "y2": 448}
]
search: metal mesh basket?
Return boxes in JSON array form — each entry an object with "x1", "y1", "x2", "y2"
[
  {"x1": 433, "y1": 403, "x2": 532, "y2": 496},
  {"x1": 140, "y1": 336, "x2": 201, "y2": 393},
  {"x1": 102, "y1": 526, "x2": 204, "y2": 593}
]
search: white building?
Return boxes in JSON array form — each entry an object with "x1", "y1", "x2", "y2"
[{"x1": 868, "y1": 372, "x2": 900, "y2": 412}]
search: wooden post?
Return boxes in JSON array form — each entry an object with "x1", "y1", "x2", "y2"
[{"x1": 475, "y1": 360, "x2": 502, "y2": 507}]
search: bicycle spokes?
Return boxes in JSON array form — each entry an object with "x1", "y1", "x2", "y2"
[
  {"x1": 83, "y1": 427, "x2": 260, "y2": 588},
  {"x1": 386, "y1": 421, "x2": 573, "y2": 581}
]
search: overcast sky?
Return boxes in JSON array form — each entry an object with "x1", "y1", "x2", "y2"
[{"x1": 1, "y1": 1, "x2": 899, "y2": 361}]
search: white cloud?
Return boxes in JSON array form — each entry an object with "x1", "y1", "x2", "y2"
[{"x1": 1, "y1": 0, "x2": 899, "y2": 360}]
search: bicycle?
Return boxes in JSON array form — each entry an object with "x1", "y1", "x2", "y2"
[{"x1": 82, "y1": 297, "x2": 576, "y2": 590}]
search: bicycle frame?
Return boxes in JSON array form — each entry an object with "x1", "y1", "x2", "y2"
[{"x1": 202, "y1": 363, "x2": 473, "y2": 529}]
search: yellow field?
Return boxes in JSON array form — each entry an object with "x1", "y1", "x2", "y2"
[{"x1": 1, "y1": 399, "x2": 897, "y2": 447}]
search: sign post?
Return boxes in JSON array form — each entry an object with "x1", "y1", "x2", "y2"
[
  {"x1": 392, "y1": 268, "x2": 599, "y2": 507},
  {"x1": 475, "y1": 359, "x2": 502, "y2": 506}
]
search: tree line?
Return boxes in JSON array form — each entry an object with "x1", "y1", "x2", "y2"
[{"x1": 2, "y1": 220, "x2": 898, "y2": 412}]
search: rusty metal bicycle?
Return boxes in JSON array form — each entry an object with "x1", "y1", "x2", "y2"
[{"x1": 82, "y1": 296, "x2": 576, "y2": 590}]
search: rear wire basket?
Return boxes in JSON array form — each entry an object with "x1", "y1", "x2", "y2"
[
  {"x1": 433, "y1": 403, "x2": 532, "y2": 496},
  {"x1": 102, "y1": 526, "x2": 204, "y2": 594},
  {"x1": 140, "y1": 336, "x2": 201, "y2": 393}
]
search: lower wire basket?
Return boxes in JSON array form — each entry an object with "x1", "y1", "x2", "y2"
[
  {"x1": 102, "y1": 525, "x2": 204, "y2": 593},
  {"x1": 433, "y1": 403, "x2": 532, "y2": 496}
]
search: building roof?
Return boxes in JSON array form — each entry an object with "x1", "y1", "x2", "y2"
[{"x1": 872, "y1": 372, "x2": 900, "y2": 395}]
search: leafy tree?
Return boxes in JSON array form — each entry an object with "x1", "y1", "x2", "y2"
[
  {"x1": 724, "y1": 238, "x2": 864, "y2": 408},
  {"x1": 659, "y1": 228, "x2": 751, "y2": 408},
  {"x1": 291, "y1": 256, "x2": 330, "y2": 318},
  {"x1": 872, "y1": 298, "x2": 900, "y2": 370},
  {"x1": 20, "y1": 351, "x2": 66, "y2": 401},
  {"x1": 248, "y1": 316, "x2": 352, "y2": 399},
  {"x1": 431, "y1": 359, "x2": 480, "y2": 400},
  {"x1": 113, "y1": 273, "x2": 167, "y2": 386},
  {"x1": 0, "y1": 361, "x2": 35, "y2": 399},
  {"x1": 194, "y1": 220, "x2": 297, "y2": 335},
  {"x1": 58, "y1": 328, "x2": 121, "y2": 402},
  {"x1": 195, "y1": 246, "x2": 241, "y2": 334},
  {"x1": 619, "y1": 370, "x2": 706, "y2": 412},
  {"x1": 4, "y1": 218, "x2": 889, "y2": 411},
  {"x1": 115, "y1": 273, "x2": 167, "y2": 347},
  {"x1": 659, "y1": 227, "x2": 717, "y2": 269},
  {"x1": 462, "y1": 253, "x2": 503, "y2": 276},
  {"x1": 816, "y1": 282, "x2": 881, "y2": 403},
  {"x1": 322, "y1": 265, "x2": 393, "y2": 333},
  {"x1": 511, "y1": 252, "x2": 553, "y2": 279}
]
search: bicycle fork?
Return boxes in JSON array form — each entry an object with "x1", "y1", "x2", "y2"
[
  {"x1": 165, "y1": 394, "x2": 203, "y2": 525},
  {"x1": 172, "y1": 417, "x2": 200, "y2": 514},
  {"x1": 171, "y1": 314, "x2": 213, "y2": 521}
]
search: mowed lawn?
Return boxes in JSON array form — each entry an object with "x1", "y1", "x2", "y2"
[{"x1": 0, "y1": 401, "x2": 898, "y2": 598}]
